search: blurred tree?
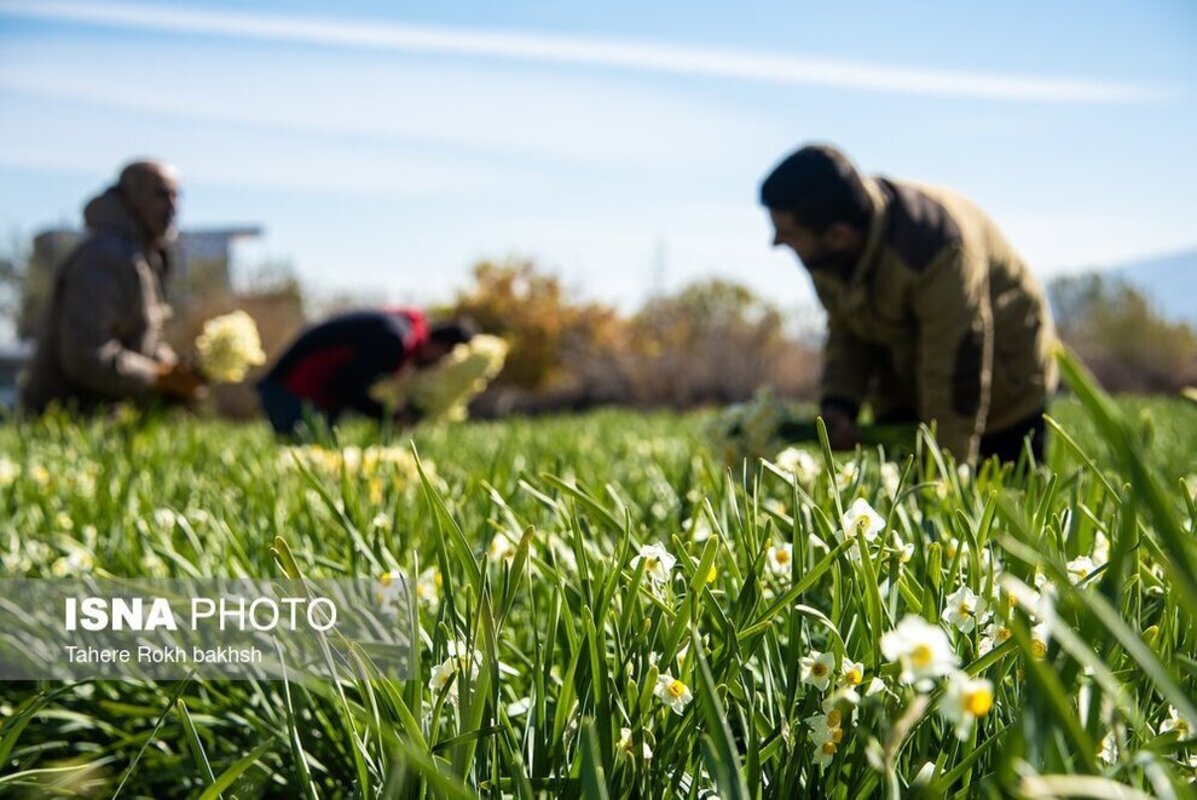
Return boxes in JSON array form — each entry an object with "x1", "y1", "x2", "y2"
[
  {"x1": 1049, "y1": 272, "x2": 1197, "y2": 392},
  {"x1": 630, "y1": 279, "x2": 793, "y2": 405},
  {"x1": 449, "y1": 258, "x2": 623, "y2": 391}
]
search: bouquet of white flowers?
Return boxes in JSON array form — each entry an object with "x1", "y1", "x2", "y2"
[
  {"x1": 194, "y1": 310, "x2": 267, "y2": 383},
  {"x1": 707, "y1": 388, "x2": 916, "y2": 465},
  {"x1": 373, "y1": 334, "x2": 508, "y2": 422},
  {"x1": 706, "y1": 387, "x2": 791, "y2": 465}
]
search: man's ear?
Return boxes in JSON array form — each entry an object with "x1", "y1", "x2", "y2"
[{"x1": 824, "y1": 222, "x2": 858, "y2": 250}]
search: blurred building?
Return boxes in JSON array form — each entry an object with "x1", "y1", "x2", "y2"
[{"x1": 0, "y1": 340, "x2": 32, "y2": 409}]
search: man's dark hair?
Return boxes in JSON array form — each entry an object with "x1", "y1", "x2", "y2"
[
  {"x1": 759, "y1": 144, "x2": 873, "y2": 233},
  {"x1": 429, "y1": 318, "x2": 478, "y2": 348}
]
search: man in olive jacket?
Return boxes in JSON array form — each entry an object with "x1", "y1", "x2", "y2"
[
  {"x1": 22, "y1": 160, "x2": 203, "y2": 413},
  {"x1": 760, "y1": 144, "x2": 1057, "y2": 464}
]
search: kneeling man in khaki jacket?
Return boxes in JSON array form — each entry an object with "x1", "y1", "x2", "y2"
[{"x1": 760, "y1": 144, "x2": 1057, "y2": 464}]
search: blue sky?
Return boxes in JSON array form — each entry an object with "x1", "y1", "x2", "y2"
[{"x1": 1, "y1": 0, "x2": 1194, "y2": 320}]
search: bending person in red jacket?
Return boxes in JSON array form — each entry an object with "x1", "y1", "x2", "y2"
[{"x1": 256, "y1": 308, "x2": 475, "y2": 435}]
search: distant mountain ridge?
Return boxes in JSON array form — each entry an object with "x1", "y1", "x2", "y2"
[{"x1": 1104, "y1": 248, "x2": 1197, "y2": 326}]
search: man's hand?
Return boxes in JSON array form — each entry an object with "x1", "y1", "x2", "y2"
[
  {"x1": 154, "y1": 362, "x2": 206, "y2": 401},
  {"x1": 821, "y1": 406, "x2": 862, "y2": 451}
]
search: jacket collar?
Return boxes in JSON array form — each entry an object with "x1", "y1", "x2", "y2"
[{"x1": 844, "y1": 176, "x2": 890, "y2": 287}]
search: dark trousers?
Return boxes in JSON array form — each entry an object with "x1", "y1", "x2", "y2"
[
  {"x1": 876, "y1": 407, "x2": 1046, "y2": 464},
  {"x1": 256, "y1": 380, "x2": 339, "y2": 437},
  {"x1": 979, "y1": 410, "x2": 1046, "y2": 464}
]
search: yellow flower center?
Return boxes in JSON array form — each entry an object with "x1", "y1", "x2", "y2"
[
  {"x1": 911, "y1": 644, "x2": 934, "y2": 669},
  {"x1": 811, "y1": 662, "x2": 829, "y2": 678},
  {"x1": 707, "y1": 565, "x2": 718, "y2": 583},
  {"x1": 831, "y1": 728, "x2": 844, "y2": 744},
  {"x1": 826, "y1": 708, "x2": 842, "y2": 727},
  {"x1": 668, "y1": 679, "x2": 686, "y2": 699},
  {"x1": 821, "y1": 741, "x2": 837, "y2": 756},
  {"x1": 965, "y1": 688, "x2": 994, "y2": 717},
  {"x1": 1031, "y1": 639, "x2": 1047, "y2": 658},
  {"x1": 380, "y1": 573, "x2": 394, "y2": 587},
  {"x1": 855, "y1": 517, "x2": 869, "y2": 535},
  {"x1": 957, "y1": 602, "x2": 972, "y2": 617},
  {"x1": 996, "y1": 626, "x2": 1012, "y2": 642},
  {"x1": 776, "y1": 548, "x2": 791, "y2": 564},
  {"x1": 645, "y1": 556, "x2": 658, "y2": 569},
  {"x1": 845, "y1": 668, "x2": 863, "y2": 686}
]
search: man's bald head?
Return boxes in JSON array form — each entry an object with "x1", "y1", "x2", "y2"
[{"x1": 117, "y1": 159, "x2": 180, "y2": 242}]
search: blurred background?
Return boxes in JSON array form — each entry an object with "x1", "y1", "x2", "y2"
[{"x1": 1, "y1": 0, "x2": 1195, "y2": 415}]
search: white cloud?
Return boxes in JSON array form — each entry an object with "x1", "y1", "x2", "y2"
[
  {"x1": 0, "y1": 39, "x2": 772, "y2": 172},
  {"x1": 0, "y1": 0, "x2": 1173, "y2": 104}
]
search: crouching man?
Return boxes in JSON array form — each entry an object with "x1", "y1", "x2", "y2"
[{"x1": 759, "y1": 144, "x2": 1058, "y2": 464}]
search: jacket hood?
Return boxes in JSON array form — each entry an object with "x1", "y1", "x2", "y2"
[
  {"x1": 83, "y1": 186, "x2": 145, "y2": 241},
  {"x1": 82, "y1": 186, "x2": 176, "y2": 274}
]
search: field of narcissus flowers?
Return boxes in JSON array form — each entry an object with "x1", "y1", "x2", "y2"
[{"x1": 1, "y1": 351, "x2": 1196, "y2": 799}]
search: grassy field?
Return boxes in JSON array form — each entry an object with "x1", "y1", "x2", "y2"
[{"x1": 1, "y1": 354, "x2": 1196, "y2": 799}]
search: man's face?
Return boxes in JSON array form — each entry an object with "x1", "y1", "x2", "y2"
[
  {"x1": 128, "y1": 165, "x2": 180, "y2": 241},
  {"x1": 768, "y1": 209, "x2": 859, "y2": 275},
  {"x1": 413, "y1": 340, "x2": 452, "y2": 368}
]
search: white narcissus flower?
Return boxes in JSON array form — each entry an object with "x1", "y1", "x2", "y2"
[
  {"x1": 836, "y1": 462, "x2": 860, "y2": 491},
  {"x1": 864, "y1": 677, "x2": 887, "y2": 697},
  {"x1": 1030, "y1": 622, "x2": 1051, "y2": 659},
  {"x1": 805, "y1": 708, "x2": 845, "y2": 745},
  {"x1": 775, "y1": 447, "x2": 821, "y2": 485},
  {"x1": 686, "y1": 515, "x2": 714, "y2": 543},
  {"x1": 0, "y1": 456, "x2": 17, "y2": 487},
  {"x1": 1092, "y1": 532, "x2": 1110, "y2": 566},
  {"x1": 812, "y1": 738, "x2": 838, "y2": 768},
  {"x1": 823, "y1": 685, "x2": 862, "y2": 709},
  {"x1": 940, "y1": 672, "x2": 994, "y2": 739},
  {"x1": 977, "y1": 621, "x2": 1013, "y2": 655},
  {"x1": 506, "y1": 697, "x2": 532, "y2": 717},
  {"x1": 944, "y1": 537, "x2": 967, "y2": 561},
  {"x1": 632, "y1": 543, "x2": 677, "y2": 586},
  {"x1": 1066, "y1": 555, "x2": 1098, "y2": 585},
  {"x1": 880, "y1": 462, "x2": 901, "y2": 497},
  {"x1": 880, "y1": 615, "x2": 959, "y2": 690},
  {"x1": 51, "y1": 549, "x2": 94, "y2": 577},
  {"x1": 428, "y1": 641, "x2": 482, "y2": 704},
  {"x1": 195, "y1": 310, "x2": 266, "y2": 383},
  {"x1": 428, "y1": 658, "x2": 457, "y2": 697},
  {"x1": 839, "y1": 498, "x2": 885, "y2": 545},
  {"x1": 766, "y1": 542, "x2": 794, "y2": 575},
  {"x1": 654, "y1": 673, "x2": 693, "y2": 715},
  {"x1": 799, "y1": 651, "x2": 836, "y2": 692},
  {"x1": 375, "y1": 570, "x2": 406, "y2": 608},
  {"x1": 488, "y1": 532, "x2": 518, "y2": 563},
  {"x1": 942, "y1": 585, "x2": 987, "y2": 634},
  {"x1": 1160, "y1": 706, "x2": 1193, "y2": 740},
  {"x1": 1098, "y1": 732, "x2": 1118, "y2": 765},
  {"x1": 892, "y1": 532, "x2": 914, "y2": 564},
  {"x1": 416, "y1": 567, "x2": 442, "y2": 609},
  {"x1": 840, "y1": 659, "x2": 865, "y2": 688},
  {"x1": 617, "y1": 727, "x2": 653, "y2": 760}
]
